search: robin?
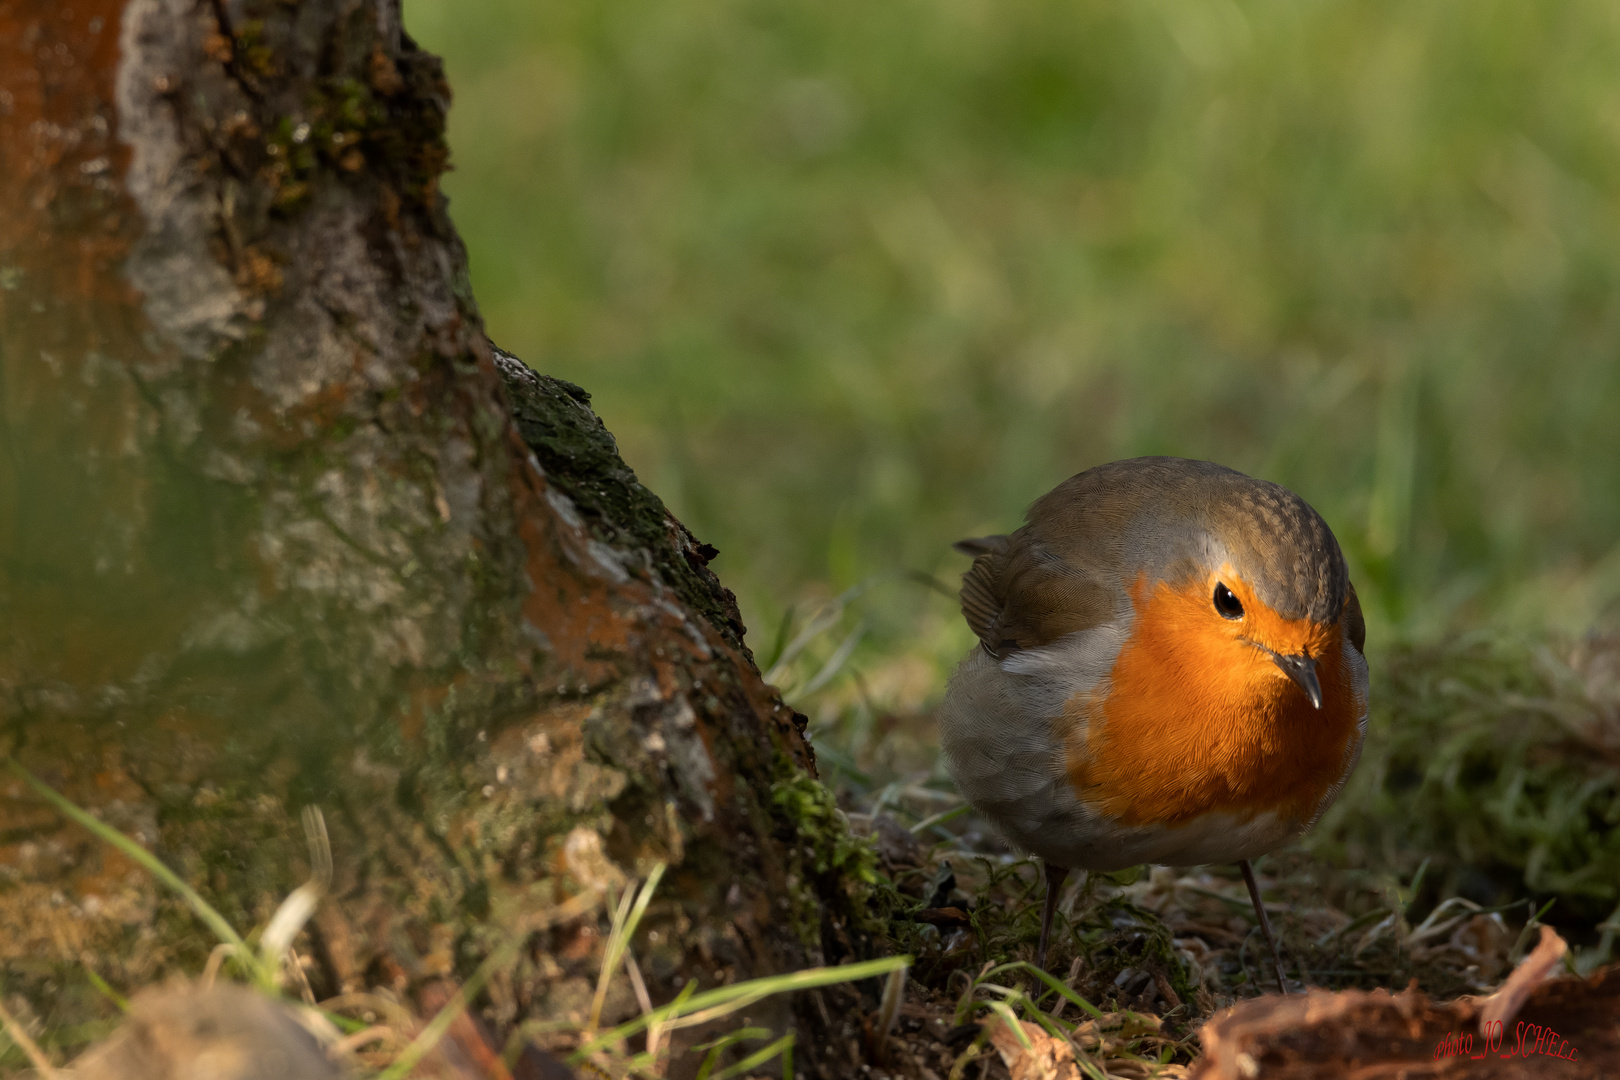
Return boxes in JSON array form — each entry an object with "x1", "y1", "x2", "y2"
[{"x1": 940, "y1": 457, "x2": 1368, "y2": 993}]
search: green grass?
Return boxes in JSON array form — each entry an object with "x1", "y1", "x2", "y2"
[{"x1": 407, "y1": 0, "x2": 1620, "y2": 675}]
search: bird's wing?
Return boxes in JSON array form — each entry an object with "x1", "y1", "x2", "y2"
[
  {"x1": 1343, "y1": 580, "x2": 1366, "y2": 656},
  {"x1": 954, "y1": 535, "x2": 1011, "y2": 652},
  {"x1": 954, "y1": 529, "x2": 1116, "y2": 658}
]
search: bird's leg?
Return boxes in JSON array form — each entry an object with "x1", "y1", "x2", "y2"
[
  {"x1": 1036, "y1": 862, "x2": 1072, "y2": 972},
  {"x1": 1239, "y1": 859, "x2": 1288, "y2": 994}
]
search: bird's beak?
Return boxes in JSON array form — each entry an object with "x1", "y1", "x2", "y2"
[{"x1": 1269, "y1": 651, "x2": 1322, "y2": 709}]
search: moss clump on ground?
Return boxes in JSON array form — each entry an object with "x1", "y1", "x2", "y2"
[
  {"x1": 771, "y1": 769, "x2": 880, "y2": 887},
  {"x1": 1310, "y1": 633, "x2": 1620, "y2": 935},
  {"x1": 770, "y1": 766, "x2": 885, "y2": 952}
]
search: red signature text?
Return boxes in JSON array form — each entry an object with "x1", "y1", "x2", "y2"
[{"x1": 1432, "y1": 1020, "x2": 1580, "y2": 1062}]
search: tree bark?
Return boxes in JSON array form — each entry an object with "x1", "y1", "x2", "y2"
[{"x1": 0, "y1": 1, "x2": 869, "y2": 1073}]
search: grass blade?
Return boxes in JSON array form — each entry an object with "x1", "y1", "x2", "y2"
[
  {"x1": 588, "y1": 862, "x2": 666, "y2": 1034},
  {"x1": 380, "y1": 888, "x2": 601, "y2": 1080},
  {"x1": 6, "y1": 758, "x2": 257, "y2": 978},
  {"x1": 571, "y1": 955, "x2": 910, "y2": 1062},
  {"x1": 981, "y1": 961, "x2": 1106, "y2": 1019},
  {"x1": 797, "y1": 617, "x2": 868, "y2": 697},
  {"x1": 85, "y1": 970, "x2": 129, "y2": 1013},
  {"x1": 694, "y1": 1027, "x2": 770, "y2": 1079},
  {"x1": 712, "y1": 1033, "x2": 795, "y2": 1080},
  {"x1": 909, "y1": 803, "x2": 971, "y2": 835},
  {"x1": 375, "y1": 939, "x2": 520, "y2": 1080}
]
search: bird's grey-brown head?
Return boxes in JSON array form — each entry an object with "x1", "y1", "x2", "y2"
[
  {"x1": 1068, "y1": 457, "x2": 1347, "y2": 627},
  {"x1": 1172, "y1": 465, "x2": 1348, "y2": 626}
]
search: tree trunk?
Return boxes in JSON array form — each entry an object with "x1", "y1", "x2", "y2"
[{"x1": 0, "y1": 1, "x2": 869, "y2": 1073}]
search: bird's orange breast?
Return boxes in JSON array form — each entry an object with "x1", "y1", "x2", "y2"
[{"x1": 1064, "y1": 574, "x2": 1361, "y2": 828}]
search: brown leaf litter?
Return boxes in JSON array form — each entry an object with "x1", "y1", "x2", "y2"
[{"x1": 1192, "y1": 928, "x2": 1620, "y2": 1080}]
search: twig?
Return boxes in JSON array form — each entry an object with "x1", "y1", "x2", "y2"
[
  {"x1": 868, "y1": 965, "x2": 906, "y2": 1063},
  {"x1": 201, "y1": 943, "x2": 240, "y2": 988},
  {"x1": 1479, "y1": 925, "x2": 1568, "y2": 1036}
]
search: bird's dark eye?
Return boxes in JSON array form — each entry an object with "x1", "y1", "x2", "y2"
[{"x1": 1213, "y1": 582, "x2": 1244, "y2": 619}]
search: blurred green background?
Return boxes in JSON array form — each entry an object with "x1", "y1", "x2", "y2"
[{"x1": 406, "y1": 0, "x2": 1620, "y2": 710}]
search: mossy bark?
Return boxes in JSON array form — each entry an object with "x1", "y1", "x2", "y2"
[{"x1": 0, "y1": 2, "x2": 872, "y2": 1074}]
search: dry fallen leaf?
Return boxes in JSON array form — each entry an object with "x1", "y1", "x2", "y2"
[
  {"x1": 1192, "y1": 927, "x2": 1620, "y2": 1079},
  {"x1": 988, "y1": 1014, "x2": 1083, "y2": 1080}
]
